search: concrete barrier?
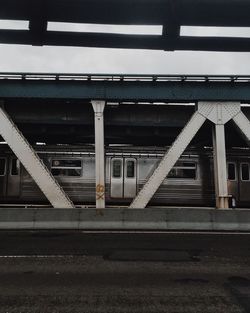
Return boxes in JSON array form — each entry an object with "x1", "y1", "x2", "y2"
[{"x1": 0, "y1": 207, "x2": 250, "y2": 231}]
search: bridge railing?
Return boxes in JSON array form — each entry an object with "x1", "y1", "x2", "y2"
[{"x1": 1, "y1": 73, "x2": 250, "y2": 83}]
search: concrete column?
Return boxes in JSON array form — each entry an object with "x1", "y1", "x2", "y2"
[
  {"x1": 212, "y1": 124, "x2": 229, "y2": 209},
  {"x1": 92, "y1": 101, "x2": 105, "y2": 209}
]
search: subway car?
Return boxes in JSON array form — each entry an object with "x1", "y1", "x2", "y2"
[{"x1": 0, "y1": 145, "x2": 249, "y2": 207}]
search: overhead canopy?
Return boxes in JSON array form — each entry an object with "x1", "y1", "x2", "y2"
[{"x1": 1, "y1": 0, "x2": 250, "y2": 51}]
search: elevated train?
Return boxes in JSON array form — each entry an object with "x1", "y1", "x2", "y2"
[{"x1": 0, "y1": 145, "x2": 249, "y2": 207}]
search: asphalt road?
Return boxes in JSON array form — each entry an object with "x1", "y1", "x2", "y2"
[
  {"x1": 0, "y1": 231, "x2": 250, "y2": 258},
  {"x1": 0, "y1": 255, "x2": 249, "y2": 313},
  {"x1": 0, "y1": 232, "x2": 249, "y2": 313}
]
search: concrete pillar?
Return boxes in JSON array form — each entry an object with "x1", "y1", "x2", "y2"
[{"x1": 92, "y1": 101, "x2": 105, "y2": 209}]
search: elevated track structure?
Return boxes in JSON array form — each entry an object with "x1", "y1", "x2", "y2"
[{"x1": 0, "y1": 74, "x2": 249, "y2": 230}]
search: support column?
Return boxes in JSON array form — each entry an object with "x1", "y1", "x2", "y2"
[
  {"x1": 0, "y1": 104, "x2": 74, "y2": 208},
  {"x1": 200, "y1": 102, "x2": 241, "y2": 209},
  {"x1": 92, "y1": 101, "x2": 105, "y2": 209},
  {"x1": 212, "y1": 124, "x2": 229, "y2": 209}
]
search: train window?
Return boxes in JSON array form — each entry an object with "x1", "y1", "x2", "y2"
[
  {"x1": 167, "y1": 161, "x2": 196, "y2": 179},
  {"x1": 227, "y1": 163, "x2": 236, "y2": 181},
  {"x1": 51, "y1": 159, "x2": 82, "y2": 177},
  {"x1": 126, "y1": 160, "x2": 135, "y2": 178},
  {"x1": 241, "y1": 163, "x2": 250, "y2": 181},
  {"x1": 11, "y1": 159, "x2": 20, "y2": 176},
  {"x1": 112, "y1": 160, "x2": 122, "y2": 178},
  {"x1": 0, "y1": 158, "x2": 5, "y2": 176},
  {"x1": 52, "y1": 160, "x2": 81, "y2": 168}
]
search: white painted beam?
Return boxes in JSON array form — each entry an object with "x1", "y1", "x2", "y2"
[
  {"x1": 212, "y1": 124, "x2": 229, "y2": 209},
  {"x1": 129, "y1": 102, "x2": 242, "y2": 209},
  {"x1": 233, "y1": 111, "x2": 250, "y2": 145},
  {"x1": 92, "y1": 100, "x2": 106, "y2": 209},
  {"x1": 200, "y1": 101, "x2": 241, "y2": 209},
  {"x1": 0, "y1": 105, "x2": 74, "y2": 208},
  {"x1": 129, "y1": 110, "x2": 207, "y2": 208}
]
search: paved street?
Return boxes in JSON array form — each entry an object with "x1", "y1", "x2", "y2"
[
  {"x1": 0, "y1": 232, "x2": 249, "y2": 312},
  {"x1": 0, "y1": 255, "x2": 249, "y2": 313}
]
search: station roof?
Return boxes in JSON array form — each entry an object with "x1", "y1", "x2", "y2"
[{"x1": 1, "y1": 0, "x2": 250, "y2": 51}]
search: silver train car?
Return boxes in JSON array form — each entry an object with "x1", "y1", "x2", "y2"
[{"x1": 0, "y1": 146, "x2": 249, "y2": 207}]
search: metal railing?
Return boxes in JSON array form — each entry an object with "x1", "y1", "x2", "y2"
[{"x1": 0, "y1": 73, "x2": 250, "y2": 83}]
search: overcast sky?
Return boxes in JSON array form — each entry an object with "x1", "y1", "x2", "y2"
[{"x1": 1, "y1": 21, "x2": 250, "y2": 74}]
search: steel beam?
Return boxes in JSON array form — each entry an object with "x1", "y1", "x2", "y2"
[
  {"x1": 3, "y1": 0, "x2": 250, "y2": 51},
  {"x1": 129, "y1": 110, "x2": 208, "y2": 208},
  {"x1": 130, "y1": 102, "x2": 243, "y2": 209},
  {"x1": 233, "y1": 111, "x2": 250, "y2": 146},
  {"x1": 202, "y1": 101, "x2": 242, "y2": 209},
  {"x1": 0, "y1": 104, "x2": 74, "y2": 208},
  {"x1": 199, "y1": 102, "x2": 242, "y2": 209},
  {"x1": 92, "y1": 101, "x2": 106, "y2": 209},
  {"x1": 2, "y1": 77, "x2": 250, "y2": 102},
  {"x1": 4, "y1": 29, "x2": 250, "y2": 51},
  {"x1": 212, "y1": 125, "x2": 229, "y2": 209}
]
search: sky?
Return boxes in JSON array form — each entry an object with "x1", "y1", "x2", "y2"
[{"x1": 1, "y1": 21, "x2": 250, "y2": 74}]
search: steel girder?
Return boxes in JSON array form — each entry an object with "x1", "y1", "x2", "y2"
[
  {"x1": 3, "y1": 78, "x2": 250, "y2": 102},
  {"x1": 130, "y1": 102, "x2": 250, "y2": 209}
]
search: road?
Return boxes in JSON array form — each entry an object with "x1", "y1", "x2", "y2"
[{"x1": 0, "y1": 232, "x2": 249, "y2": 313}]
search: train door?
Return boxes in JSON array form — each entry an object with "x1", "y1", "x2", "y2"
[
  {"x1": 0, "y1": 157, "x2": 7, "y2": 196},
  {"x1": 239, "y1": 161, "x2": 250, "y2": 203},
  {"x1": 7, "y1": 157, "x2": 21, "y2": 197},
  {"x1": 110, "y1": 158, "x2": 137, "y2": 199},
  {"x1": 227, "y1": 161, "x2": 239, "y2": 201}
]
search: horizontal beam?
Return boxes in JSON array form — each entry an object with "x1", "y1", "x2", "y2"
[
  {"x1": 177, "y1": 36, "x2": 250, "y2": 52},
  {"x1": 0, "y1": 207, "x2": 250, "y2": 231},
  {"x1": 1, "y1": 0, "x2": 250, "y2": 27},
  {"x1": 2, "y1": 30, "x2": 250, "y2": 51},
  {"x1": 0, "y1": 30, "x2": 163, "y2": 49},
  {"x1": 2, "y1": 79, "x2": 250, "y2": 101}
]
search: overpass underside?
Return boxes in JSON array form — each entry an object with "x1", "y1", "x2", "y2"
[
  {"x1": 0, "y1": 74, "x2": 250, "y2": 230},
  {"x1": 1, "y1": 0, "x2": 250, "y2": 52}
]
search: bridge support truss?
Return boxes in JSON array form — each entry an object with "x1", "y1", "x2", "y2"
[
  {"x1": 130, "y1": 101, "x2": 250, "y2": 209},
  {"x1": 0, "y1": 103, "x2": 74, "y2": 208}
]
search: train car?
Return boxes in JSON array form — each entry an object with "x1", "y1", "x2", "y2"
[{"x1": 0, "y1": 145, "x2": 249, "y2": 207}]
